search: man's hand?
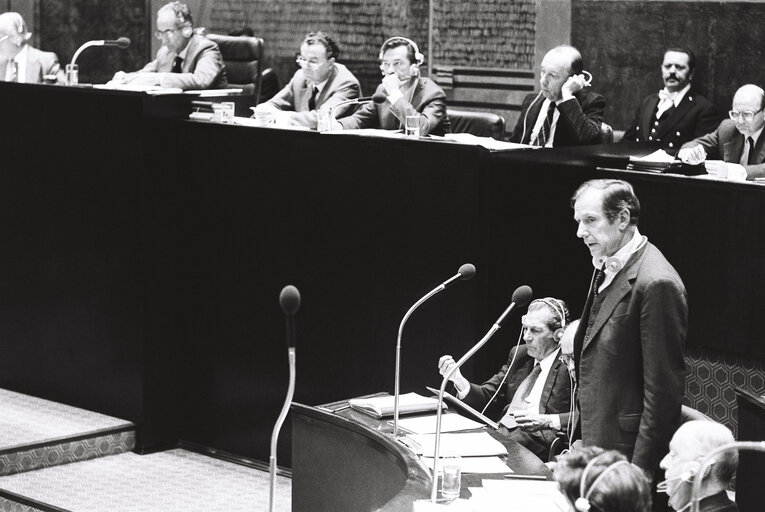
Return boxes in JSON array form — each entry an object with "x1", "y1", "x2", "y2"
[
  {"x1": 438, "y1": 355, "x2": 469, "y2": 394},
  {"x1": 678, "y1": 145, "x2": 707, "y2": 165},
  {"x1": 560, "y1": 74, "x2": 587, "y2": 101},
  {"x1": 381, "y1": 73, "x2": 401, "y2": 96},
  {"x1": 514, "y1": 413, "x2": 554, "y2": 432},
  {"x1": 704, "y1": 160, "x2": 729, "y2": 178}
]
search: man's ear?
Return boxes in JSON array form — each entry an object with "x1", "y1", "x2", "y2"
[{"x1": 618, "y1": 208, "x2": 631, "y2": 229}]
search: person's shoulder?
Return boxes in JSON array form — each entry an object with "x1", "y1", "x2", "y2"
[
  {"x1": 636, "y1": 242, "x2": 685, "y2": 288},
  {"x1": 576, "y1": 88, "x2": 606, "y2": 105},
  {"x1": 685, "y1": 90, "x2": 715, "y2": 108},
  {"x1": 417, "y1": 76, "x2": 446, "y2": 95},
  {"x1": 332, "y1": 63, "x2": 360, "y2": 85}
]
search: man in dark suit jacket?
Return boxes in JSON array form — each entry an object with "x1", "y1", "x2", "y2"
[
  {"x1": 338, "y1": 37, "x2": 447, "y2": 136},
  {"x1": 112, "y1": 2, "x2": 227, "y2": 90},
  {"x1": 438, "y1": 298, "x2": 573, "y2": 460},
  {"x1": 508, "y1": 45, "x2": 605, "y2": 147},
  {"x1": 571, "y1": 179, "x2": 687, "y2": 480},
  {"x1": 623, "y1": 48, "x2": 719, "y2": 153},
  {"x1": 0, "y1": 12, "x2": 64, "y2": 84},
  {"x1": 254, "y1": 31, "x2": 361, "y2": 129},
  {"x1": 679, "y1": 84, "x2": 765, "y2": 180}
]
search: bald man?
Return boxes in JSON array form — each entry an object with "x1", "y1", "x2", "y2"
[
  {"x1": 509, "y1": 45, "x2": 606, "y2": 147},
  {"x1": 678, "y1": 84, "x2": 765, "y2": 181},
  {"x1": 0, "y1": 12, "x2": 63, "y2": 83}
]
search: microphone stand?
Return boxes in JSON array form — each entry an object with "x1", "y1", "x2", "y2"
[
  {"x1": 690, "y1": 441, "x2": 765, "y2": 512},
  {"x1": 269, "y1": 347, "x2": 295, "y2": 512}
]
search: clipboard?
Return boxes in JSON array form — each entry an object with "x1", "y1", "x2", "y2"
[{"x1": 426, "y1": 386, "x2": 500, "y2": 430}]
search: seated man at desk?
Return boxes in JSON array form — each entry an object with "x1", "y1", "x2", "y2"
[
  {"x1": 111, "y1": 1, "x2": 227, "y2": 90},
  {"x1": 508, "y1": 45, "x2": 605, "y2": 147},
  {"x1": 678, "y1": 84, "x2": 765, "y2": 180},
  {"x1": 0, "y1": 12, "x2": 64, "y2": 83},
  {"x1": 437, "y1": 297, "x2": 572, "y2": 461},
  {"x1": 336, "y1": 36, "x2": 447, "y2": 136},
  {"x1": 252, "y1": 31, "x2": 360, "y2": 129}
]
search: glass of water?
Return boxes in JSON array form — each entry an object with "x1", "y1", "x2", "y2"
[
  {"x1": 441, "y1": 456, "x2": 461, "y2": 499},
  {"x1": 405, "y1": 114, "x2": 421, "y2": 138}
]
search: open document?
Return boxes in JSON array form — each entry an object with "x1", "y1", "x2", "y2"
[
  {"x1": 400, "y1": 432, "x2": 507, "y2": 457},
  {"x1": 348, "y1": 392, "x2": 441, "y2": 418}
]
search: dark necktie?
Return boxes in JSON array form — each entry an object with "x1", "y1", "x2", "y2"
[
  {"x1": 171, "y1": 56, "x2": 183, "y2": 73},
  {"x1": 520, "y1": 364, "x2": 542, "y2": 401},
  {"x1": 532, "y1": 102, "x2": 556, "y2": 147},
  {"x1": 742, "y1": 137, "x2": 755, "y2": 165},
  {"x1": 308, "y1": 87, "x2": 318, "y2": 111},
  {"x1": 592, "y1": 264, "x2": 606, "y2": 298}
]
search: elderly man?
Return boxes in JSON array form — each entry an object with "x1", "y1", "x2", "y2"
[
  {"x1": 659, "y1": 420, "x2": 738, "y2": 512},
  {"x1": 0, "y1": 12, "x2": 63, "y2": 83},
  {"x1": 571, "y1": 179, "x2": 687, "y2": 481},
  {"x1": 438, "y1": 297, "x2": 572, "y2": 460},
  {"x1": 112, "y1": 1, "x2": 227, "y2": 90},
  {"x1": 253, "y1": 32, "x2": 360, "y2": 129},
  {"x1": 337, "y1": 36, "x2": 447, "y2": 136},
  {"x1": 623, "y1": 48, "x2": 719, "y2": 153},
  {"x1": 509, "y1": 45, "x2": 605, "y2": 147},
  {"x1": 678, "y1": 84, "x2": 765, "y2": 181}
]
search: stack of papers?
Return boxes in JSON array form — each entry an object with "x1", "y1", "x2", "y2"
[
  {"x1": 468, "y1": 479, "x2": 569, "y2": 511},
  {"x1": 393, "y1": 413, "x2": 483, "y2": 434},
  {"x1": 348, "y1": 392, "x2": 441, "y2": 418},
  {"x1": 401, "y1": 432, "x2": 508, "y2": 457},
  {"x1": 627, "y1": 149, "x2": 676, "y2": 172},
  {"x1": 441, "y1": 133, "x2": 534, "y2": 151}
]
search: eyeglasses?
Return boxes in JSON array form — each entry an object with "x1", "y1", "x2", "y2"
[
  {"x1": 295, "y1": 56, "x2": 327, "y2": 69},
  {"x1": 729, "y1": 108, "x2": 764, "y2": 122},
  {"x1": 154, "y1": 28, "x2": 180, "y2": 40},
  {"x1": 380, "y1": 60, "x2": 408, "y2": 70}
]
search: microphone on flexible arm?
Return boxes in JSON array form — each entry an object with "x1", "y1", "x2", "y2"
[
  {"x1": 269, "y1": 285, "x2": 301, "y2": 512},
  {"x1": 393, "y1": 263, "x2": 476, "y2": 439},
  {"x1": 70, "y1": 37, "x2": 131, "y2": 67},
  {"x1": 329, "y1": 92, "x2": 387, "y2": 118},
  {"x1": 429, "y1": 284, "x2": 533, "y2": 502}
]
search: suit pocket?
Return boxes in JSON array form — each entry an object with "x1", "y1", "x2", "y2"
[{"x1": 618, "y1": 413, "x2": 641, "y2": 433}]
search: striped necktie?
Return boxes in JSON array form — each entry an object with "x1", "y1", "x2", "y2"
[{"x1": 533, "y1": 102, "x2": 556, "y2": 147}]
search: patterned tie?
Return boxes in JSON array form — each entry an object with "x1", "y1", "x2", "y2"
[
  {"x1": 308, "y1": 87, "x2": 318, "y2": 111},
  {"x1": 533, "y1": 102, "x2": 556, "y2": 147},
  {"x1": 171, "y1": 56, "x2": 183, "y2": 73},
  {"x1": 500, "y1": 363, "x2": 543, "y2": 427},
  {"x1": 592, "y1": 264, "x2": 606, "y2": 298}
]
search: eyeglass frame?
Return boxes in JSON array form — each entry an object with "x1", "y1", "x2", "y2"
[
  {"x1": 728, "y1": 107, "x2": 764, "y2": 122},
  {"x1": 295, "y1": 55, "x2": 330, "y2": 70},
  {"x1": 154, "y1": 27, "x2": 181, "y2": 40}
]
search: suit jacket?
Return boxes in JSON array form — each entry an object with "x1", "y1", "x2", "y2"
[
  {"x1": 508, "y1": 89, "x2": 606, "y2": 146},
  {"x1": 681, "y1": 119, "x2": 765, "y2": 179},
  {"x1": 339, "y1": 76, "x2": 447, "y2": 136},
  {"x1": 141, "y1": 33, "x2": 227, "y2": 90},
  {"x1": 575, "y1": 242, "x2": 687, "y2": 475},
  {"x1": 623, "y1": 91, "x2": 719, "y2": 152},
  {"x1": 265, "y1": 63, "x2": 361, "y2": 128},
  {"x1": 0, "y1": 46, "x2": 63, "y2": 84},
  {"x1": 697, "y1": 491, "x2": 738, "y2": 512}
]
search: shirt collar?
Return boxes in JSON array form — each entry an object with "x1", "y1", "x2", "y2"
[
  {"x1": 536, "y1": 347, "x2": 560, "y2": 372},
  {"x1": 592, "y1": 228, "x2": 647, "y2": 275},
  {"x1": 658, "y1": 83, "x2": 691, "y2": 107},
  {"x1": 748, "y1": 125, "x2": 764, "y2": 145},
  {"x1": 176, "y1": 38, "x2": 191, "y2": 61},
  {"x1": 13, "y1": 44, "x2": 28, "y2": 63}
]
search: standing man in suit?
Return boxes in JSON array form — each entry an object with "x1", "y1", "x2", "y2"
[
  {"x1": 437, "y1": 298, "x2": 572, "y2": 460},
  {"x1": 678, "y1": 84, "x2": 765, "y2": 181},
  {"x1": 337, "y1": 37, "x2": 447, "y2": 136},
  {"x1": 112, "y1": 1, "x2": 227, "y2": 90},
  {"x1": 571, "y1": 179, "x2": 687, "y2": 483},
  {"x1": 623, "y1": 48, "x2": 719, "y2": 153},
  {"x1": 252, "y1": 31, "x2": 360, "y2": 129},
  {"x1": 509, "y1": 45, "x2": 605, "y2": 147},
  {"x1": 0, "y1": 12, "x2": 64, "y2": 84}
]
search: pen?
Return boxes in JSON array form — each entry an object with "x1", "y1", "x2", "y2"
[{"x1": 503, "y1": 474, "x2": 547, "y2": 480}]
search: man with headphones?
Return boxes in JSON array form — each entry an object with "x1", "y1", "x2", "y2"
[
  {"x1": 509, "y1": 45, "x2": 605, "y2": 147},
  {"x1": 437, "y1": 297, "x2": 573, "y2": 460},
  {"x1": 0, "y1": 12, "x2": 64, "y2": 84},
  {"x1": 337, "y1": 36, "x2": 447, "y2": 136},
  {"x1": 112, "y1": 2, "x2": 227, "y2": 90}
]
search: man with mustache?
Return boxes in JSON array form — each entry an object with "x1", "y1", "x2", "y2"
[{"x1": 623, "y1": 48, "x2": 719, "y2": 153}]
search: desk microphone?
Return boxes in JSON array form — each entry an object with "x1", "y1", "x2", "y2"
[
  {"x1": 393, "y1": 263, "x2": 476, "y2": 438},
  {"x1": 329, "y1": 92, "x2": 387, "y2": 117},
  {"x1": 269, "y1": 285, "x2": 300, "y2": 512},
  {"x1": 430, "y1": 284, "x2": 532, "y2": 502},
  {"x1": 70, "y1": 37, "x2": 131, "y2": 66}
]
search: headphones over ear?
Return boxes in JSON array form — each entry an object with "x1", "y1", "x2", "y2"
[
  {"x1": 181, "y1": 25, "x2": 193, "y2": 38},
  {"x1": 530, "y1": 298, "x2": 567, "y2": 342},
  {"x1": 575, "y1": 455, "x2": 631, "y2": 512},
  {"x1": 5, "y1": 12, "x2": 31, "y2": 45},
  {"x1": 379, "y1": 36, "x2": 424, "y2": 66}
]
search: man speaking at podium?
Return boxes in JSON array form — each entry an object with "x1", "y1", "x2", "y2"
[
  {"x1": 437, "y1": 298, "x2": 573, "y2": 460},
  {"x1": 111, "y1": 1, "x2": 227, "y2": 90}
]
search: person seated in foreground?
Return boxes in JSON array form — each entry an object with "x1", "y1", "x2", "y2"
[
  {"x1": 508, "y1": 45, "x2": 605, "y2": 147},
  {"x1": 438, "y1": 297, "x2": 572, "y2": 461},
  {"x1": 678, "y1": 84, "x2": 765, "y2": 180},
  {"x1": 336, "y1": 36, "x2": 447, "y2": 136},
  {"x1": 111, "y1": 1, "x2": 227, "y2": 90},
  {"x1": 0, "y1": 12, "x2": 64, "y2": 83},
  {"x1": 555, "y1": 447, "x2": 652, "y2": 512},
  {"x1": 658, "y1": 420, "x2": 738, "y2": 512},
  {"x1": 252, "y1": 31, "x2": 360, "y2": 129}
]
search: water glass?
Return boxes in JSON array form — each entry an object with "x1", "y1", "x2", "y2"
[
  {"x1": 441, "y1": 457, "x2": 461, "y2": 499},
  {"x1": 65, "y1": 64, "x2": 78, "y2": 86},
  {"x1": 317, "y1": 109, "x2": 332, "y2": 132},
  {"x1": 405, "y1": 114, "x2": 421, "y2": 138}
]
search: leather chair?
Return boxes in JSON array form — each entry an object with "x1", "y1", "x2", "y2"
[
  {"x1": 681, "y1": 404, "x2": 712, "y2": 423},
  {"x1": 599, "y1": 122, "x2": 614, "y2": 144},
  {"x1": 445, "y1": 109, "x2": 505, "y2": 139},
  {"x1": 206, "y1": 33, "x2": 264, "y2": 110}
]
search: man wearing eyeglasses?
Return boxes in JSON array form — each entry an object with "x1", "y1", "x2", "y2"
[
  {"x1": 623, "y1": 48, "x2": 719, "y2": 153},
  {"x1": 678, "y1": 84, "x2": 765, "y2": 180},
  {"x1": 111, "y1": 1, "x2": 227, "y2": 90},
  {"x1": 0, "y1": 12, "x2": 64, "y2": 84},
  {"x1": 252, "y1": 32, "x2": 360, "y2": 128}
]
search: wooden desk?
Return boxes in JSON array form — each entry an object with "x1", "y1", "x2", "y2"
[{"x1": 291, "y1": 401, "x2": 551, "y2": 512}]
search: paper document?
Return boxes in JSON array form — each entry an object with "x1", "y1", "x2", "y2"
[
  {"x1": 412, "y1": 498, "x2": 472, "y2": 511},
  {"x1": 329, "y1": 128, "x2": 406, "y2": 138},
  {"x1": 442, "y1": 133, "x2": 534, "y2": 151},
  {"x1": 393, "y1": 413, "x2": 483, "y2": 434},
  {"x1": 403, "y1": 432, "x2": 507, "y2": 457},
  {"x1": 629, "y1": 149, "x2": 676, "y2": 163},
  {"x1": 185, "y1": 88, "x2": 244, "y2": 96},
  {"x1": 421, "y1": 456, "x2": 512, "y2": 474},
  {"x1": 94, "y1": 83, "x2": 183, "y2": 94},
  {"x1": 472, "y1": 479, "x2": 569, "y2": 512},
  {"x1": 348, "y1": 392, "x2": 441, "y2": 418},
  {"x1": 426, "y1": 386, "x2": 499, "y2": 430}
]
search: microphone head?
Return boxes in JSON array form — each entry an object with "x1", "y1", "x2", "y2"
[
  {"x1": 117, "y1": 37, "x2": 131, "y2": 49},
  {"x1": 279, "y1": 285, "x2": 301, "y2": 315},
  {"x1": 511, "y1": 285, "x2": 533, "y2": 307},
  {"x1": 458, "y1": 263, "x2": 476, "y2": 280},
  {"x1": 372, "y1": 92, "x2": 387, "y2": 104}
]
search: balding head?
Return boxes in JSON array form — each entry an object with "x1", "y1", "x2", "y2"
[
  {"x1": 731, "y1": 84, "x2": 765, "y2": 136},
  {"x1": 539, "y1": 45, "x2": 584, "y2": 101},
  {"x1": 0, "y1": 12, "x2": 29, "y2": 59}
]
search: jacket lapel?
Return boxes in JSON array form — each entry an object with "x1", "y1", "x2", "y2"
[
  {"x1": 655, "y1": 93, "x2": 694, "y2": 139},
  {"x1": 642, "y1": 95, "x2": 660, "y2": 136},
  {"x1": 538, "y1": 353, "x2": 562, "y2": 413},
  {"x1": 315, "y1": 65, "x2": 338, "y2": 108},
  {"x1": 723, "y1": 133, "x2": 745, "y2": 163}
]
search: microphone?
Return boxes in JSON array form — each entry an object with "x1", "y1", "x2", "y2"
[
  {"x1": 393, "y1": 264, "x2": 476, "y2": 438},
  {"x1": 430, "y1": 285, "x2": 532, "y2": 502},
  {"x1": 329, "y1": 92, "x2": 387, "y2": 117},
  {"x1": 270, "y1": 285, "x2": 301, "y2": 512},
  {"x1": 690, "y1": 441, "x2": 765, "y2": 512},
  {"x1": 70, "y1": 37, "x2": 131, "y2": 66}
]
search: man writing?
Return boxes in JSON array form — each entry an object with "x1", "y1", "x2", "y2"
[
  {"x1": 0, "y1": 12, "x2": 63, "y2": 84},
  {"x1": 623, "y1": 48, "x2": 719, "y2": 152},
  {"x1": 678, "y1": 84, "x2": 765, "y2": 180},
  {"x1": 112, "y1": 1, "x2": 227, "y2": 90},
  {"x1": 509, "y1": 45, "x2": 605, "y2": 147}
]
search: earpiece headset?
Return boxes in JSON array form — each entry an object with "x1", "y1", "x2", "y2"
[
  {"x1": 165, "y1": 2, "x2": 194, "y2": 38},
  {"x1": 529, "y1": 297, "x2": 567, "y2": 342},
  {"x1": 3, "y1": 12, "x2": 31, "y2": 46},
  {"x1": 379, "y1": 36, "x2": 424, "y2": 77},
  {"x1": 574, "y1": 455, "x2": 631, "y2": 512}
]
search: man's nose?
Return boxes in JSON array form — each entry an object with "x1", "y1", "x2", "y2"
[{"x1": 576, "y1": 223, "x2": 587, "y2": 238}]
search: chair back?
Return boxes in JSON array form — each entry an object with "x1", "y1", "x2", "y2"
[
  {"x1": 681, "y1": 405, "x2": 713, "y2": 423},
  {"x1": 207, "y1": 33, "x2": 264, "y2": 106},
  {"x1": 446, "y1": 109, "x2": 505, "y2": 139}
]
